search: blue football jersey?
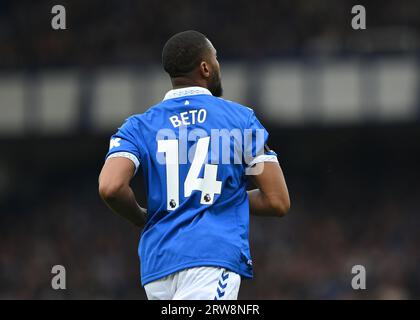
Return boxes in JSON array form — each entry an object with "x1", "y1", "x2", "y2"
[{"x1": 105, "y1": 87, "x2": 277, "y2": 285}]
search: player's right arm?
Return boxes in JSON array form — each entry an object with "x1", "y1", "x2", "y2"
[
  {"x1": 99, "y1": 117, "x2": 146, "y2": 228},
  {"x1": 99, "y1": 157, "x2": 147, "y2": 228},
  {"x1": 247, "y1": 161, "x2": 290, "y2": 217}
]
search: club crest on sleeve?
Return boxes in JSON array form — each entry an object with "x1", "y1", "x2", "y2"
[{"x1": 109, "y1": 138, "x2": 121, "y2": 150}]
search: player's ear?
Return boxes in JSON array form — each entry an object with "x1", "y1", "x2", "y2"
[{"x1": 199, "y1": 61, "x2": 210, "y2": 78}]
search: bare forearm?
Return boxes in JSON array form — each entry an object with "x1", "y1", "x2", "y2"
[
  {"x1": 247, "y1": 189, "x2": 288, "y2": 217},
  {"x1": 248, "y1": 189, "x2": 279, "y2": 217},
  {"x1": 101, "y1": 185, "x2": 146, "y2": 227}
]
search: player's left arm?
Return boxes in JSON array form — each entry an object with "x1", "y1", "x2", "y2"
[
  {"x1": 247, "y1": 161, "x2": 290, "y2": 217},
  {"x1": 243, "y1": 110, "x2": 290, "y2": 217},
  {"x1": 98, "y1": 157, "x2": 146, "y2": 228}
]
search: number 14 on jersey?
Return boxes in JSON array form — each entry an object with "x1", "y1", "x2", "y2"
[{"x1": 158, "y1": 137, "x2": 222, "y2": 211}]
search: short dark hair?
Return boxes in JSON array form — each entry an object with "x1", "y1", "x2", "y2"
[{"x1": 162, "y1": 30, "x2": 211, "y2": 78}]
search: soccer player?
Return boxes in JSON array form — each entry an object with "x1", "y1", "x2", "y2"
[{"x1": 98, "y1": 30, "x2": 290, "y2": 300}]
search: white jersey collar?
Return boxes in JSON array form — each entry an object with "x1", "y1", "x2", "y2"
[{"x1": 163, "y1": 86, "x2": 212, "y2": 101}]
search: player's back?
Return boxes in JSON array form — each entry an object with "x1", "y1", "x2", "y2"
[{"x1": 107, "y1": 87, "x2": 267, "y2": 285}]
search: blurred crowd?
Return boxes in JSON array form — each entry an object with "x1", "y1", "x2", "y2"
[
  {"x1": 1, "y1": 0, "x2": 420, "y2": 68},
  {"x1": 0, "y1": 127, "x2": 418, "y2": 299}
]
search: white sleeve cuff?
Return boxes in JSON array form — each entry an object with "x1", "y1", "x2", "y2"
[
  {"x1": 246, "y1": 154, "x2": 278, "y2": 168},
  {"x1": 106, "y1": 152, "x2": 140, "y2": 173}
]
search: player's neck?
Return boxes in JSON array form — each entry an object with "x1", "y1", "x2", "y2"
[{"x1": 171, "y1": 77, "x2": 208, "y2": 91}]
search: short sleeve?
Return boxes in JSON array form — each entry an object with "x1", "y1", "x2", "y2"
[
  {"x1": 105, "y1": 117, "x2": 141, "y2": 173},
  {"x1": 243, "y1": 111, "x2": 278, "y2": 169}
]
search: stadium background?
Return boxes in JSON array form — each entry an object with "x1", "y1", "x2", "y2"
[{"x1": 0, "y1": 0, "x2": 419, "y2": 299}]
